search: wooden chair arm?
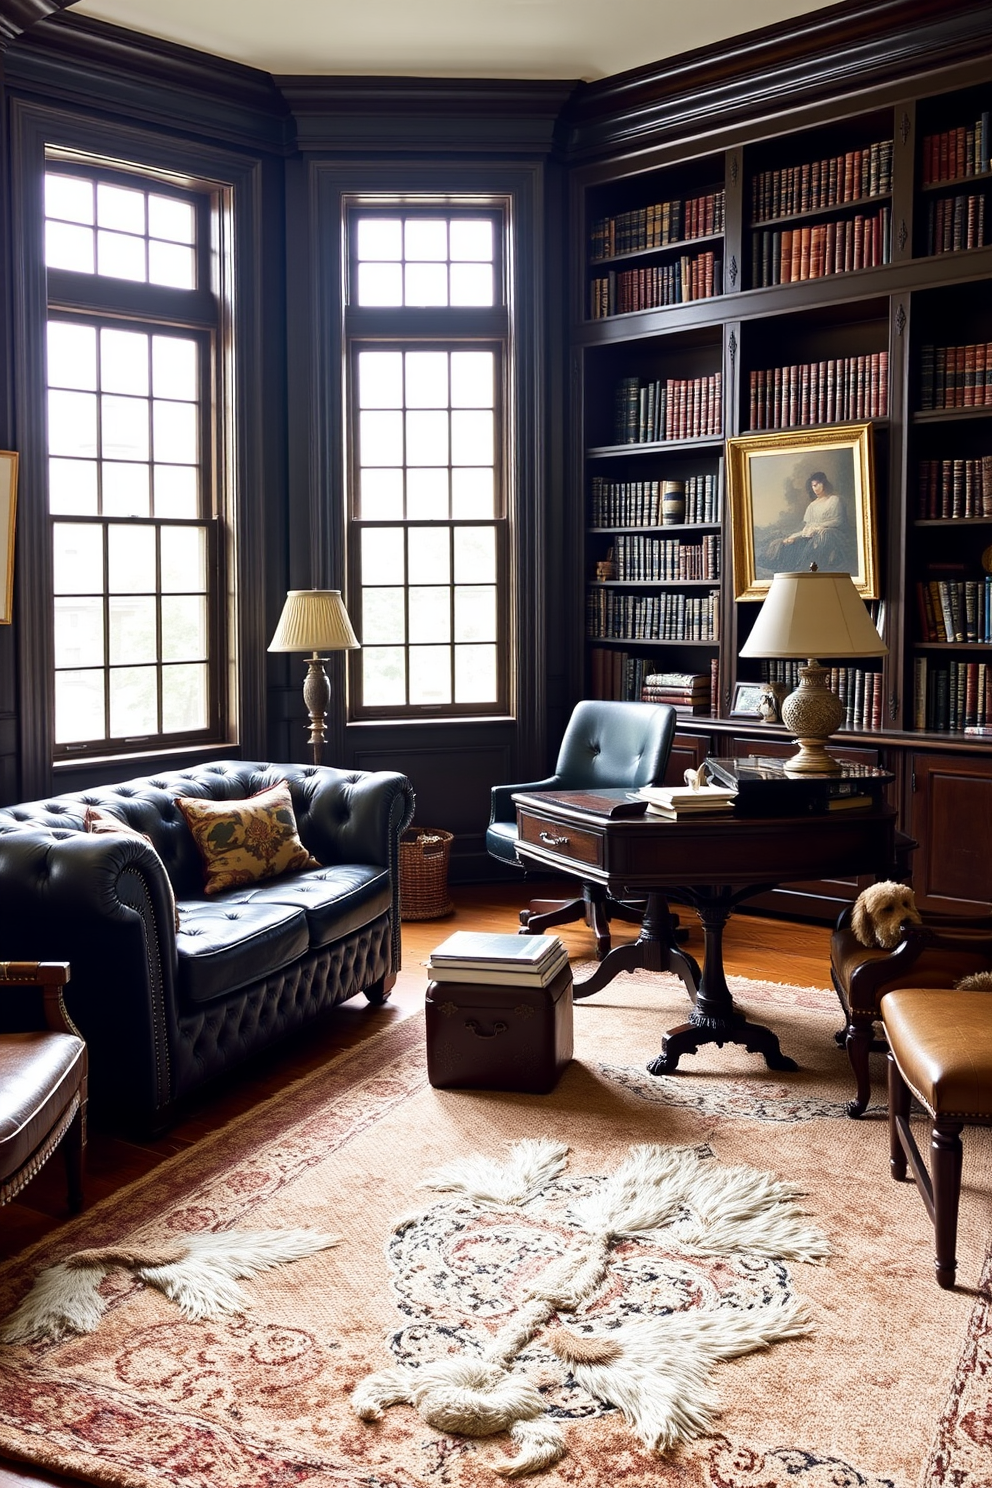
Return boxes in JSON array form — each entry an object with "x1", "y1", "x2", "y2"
[{"x1": 0, "y1": 960, "x2": 77, "y2": 1036}]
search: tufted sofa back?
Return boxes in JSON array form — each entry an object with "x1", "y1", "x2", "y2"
[{"x1": 0, "y1": 760, "x2": 410, "y2": 901}]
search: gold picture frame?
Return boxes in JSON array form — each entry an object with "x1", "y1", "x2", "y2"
[
  {"x1": 727, "y1": 423, "x2": 878, "y2": 601},
  {"x1": 0, "y1": 451, "x2": 17, "y2": 624}
]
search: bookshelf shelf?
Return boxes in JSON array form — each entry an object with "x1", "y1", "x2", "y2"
[
  {"x1": 587, "y1": 437, "x2": 724, "y2": 457},
  {"x1": 590, "y1": 231, "x2": 724, "y2": 266},
  {"x1": 749, "y1": 193, "x2": 892, "y2": 230},
  {"x1": 591, "y1": 579, "x2": 719, "y2": 588}
]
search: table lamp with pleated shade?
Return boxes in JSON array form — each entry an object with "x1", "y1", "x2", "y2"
[{"x1": 268, "y1": 590, "x2": 360, "y2": 765}]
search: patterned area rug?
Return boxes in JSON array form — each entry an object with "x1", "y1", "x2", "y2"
[{"x1": 1, "y1": 967, "x2": 991, "y2": 1488}]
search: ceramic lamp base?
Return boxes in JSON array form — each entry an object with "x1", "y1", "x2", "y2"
[{"x1": 780, "y1": 661, "x2": 846, "y2": 774}]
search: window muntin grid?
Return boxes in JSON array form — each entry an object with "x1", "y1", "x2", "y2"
[
  {"x1": 354, "y1": 214, "x2": 495, "y2": 307},
  {"x1": 352, "y1": 343, "x2": 503, "y2": 712},
  {"x1": 45, "y1": 172, "x2": 196, "y2": 289}
]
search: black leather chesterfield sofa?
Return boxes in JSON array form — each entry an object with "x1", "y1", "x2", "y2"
[{"x1": 0, "y1": 760, "x2": 415, "y2": 1130}]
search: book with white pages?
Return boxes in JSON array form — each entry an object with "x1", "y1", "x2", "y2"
[
  {"x1": 428, "y1": 930, "x2": 566, "y2": 969},
  {"x1": 427, "y1": 948, "x2": 570, "y2": 986},
  {"x1": 644, "y1": 801, "x2": 735, "y2": 820},
  {"x1": 637, "y1": 784, "x2": 738, "y2": 812}
]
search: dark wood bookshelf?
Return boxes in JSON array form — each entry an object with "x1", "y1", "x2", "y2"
[{"x1": 571, "y1": 33, "x2": 992, "y2": 914}]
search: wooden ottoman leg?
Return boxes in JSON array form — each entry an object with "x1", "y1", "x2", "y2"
[
  {"x1": 887, "y1": 1051, "x2": 909, "y2": 1182},
  {"x1": 931, "y1": 1120, "x2": 963, "y2": 1291},
  {"x1": 64, "y1": 1095, "x2": 86, "y2": 1213}
]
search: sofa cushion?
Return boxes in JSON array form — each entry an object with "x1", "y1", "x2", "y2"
[
  {"x1": 177, "y1": 900, "x2": 310, "y2": 1006},
  {"x1": 223, "y1": 864, "x2": 392, "y2": 948},
  {"x1": 177, "y1": 780, "x2": 320, "y2": 896},
  {"x1": 0, "y1": 1032, "x2": 86, "y2": 1186}
]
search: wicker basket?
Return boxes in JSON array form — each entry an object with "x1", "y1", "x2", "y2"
[{"x1": 399, "y1": 828, "x2": 455, "y2": 920}]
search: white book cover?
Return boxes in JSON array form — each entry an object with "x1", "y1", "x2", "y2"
[
  {"x1": 428, "y1": 930, "x2": 565, "y2": 967},
  {"x1": 427, "y1": 950, "x2": 569, "y2": 986}
]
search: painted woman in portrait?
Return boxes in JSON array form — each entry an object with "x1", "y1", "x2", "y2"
[{"x1": 761, "y1": 470, "x2": 856, "y2": 574}]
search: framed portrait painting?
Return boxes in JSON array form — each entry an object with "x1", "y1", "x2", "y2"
[
  {"x1": 726, "y1": 423, "x2": 878, "y2": 600},
  {"x1": 0, "y1": 451, "x2": 17, "y2": 624}
]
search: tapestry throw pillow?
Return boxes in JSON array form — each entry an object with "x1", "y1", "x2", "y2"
[
  {"x1": 83, "y1": 805, "x2": 181, "y2": 932},
  {"x1": 176, "y1": 779, "x2": 320, "y2": 896}
]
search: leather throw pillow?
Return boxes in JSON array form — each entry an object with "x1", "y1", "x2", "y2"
[
  {"x1": 83, "y1": 805, "x2": 181, "y2": 932},
  {"x1": 176, "y1": 779, "x2": 320, "y2": 896}
]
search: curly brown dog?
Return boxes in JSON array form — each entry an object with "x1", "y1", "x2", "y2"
[{"x1": 850, "y1": 880, "x2": 922, "y2": 950}]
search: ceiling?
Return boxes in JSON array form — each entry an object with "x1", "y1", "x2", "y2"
[{"x1": 71, "y1": 0, "x2": 837, "y2": 82}]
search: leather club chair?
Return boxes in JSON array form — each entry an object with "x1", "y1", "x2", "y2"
[
  {"x1": 486, "y1": 698, "x2": 677, "y2": 958},
  {"x1": 830, "y1": 909, "x2": 992, "y2": 1118},
  {"x1": 0, "y1": 961, "x2": 86, "y2": 1212}
]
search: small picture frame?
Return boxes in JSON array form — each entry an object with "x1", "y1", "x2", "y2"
[
  {"x1": 0, "y1": 451, "x2": 18, "y2": 625},
  {"x1": 729, "y1": 681, "x2": 765, "y2": 718},
  {"x1": 726, "y1": 422, "x2": 878, "y2": 600}
]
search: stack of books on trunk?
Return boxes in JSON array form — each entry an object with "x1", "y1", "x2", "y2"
[
  {"x1": 636, "y1": 783, "x2": 738, "y2": 819},
  {"x1": 640, "y1": 671, "x2": 711, "y2": 715},
  {"x1": 427, "y1": 932, "x2": 569, "y2": 987}
]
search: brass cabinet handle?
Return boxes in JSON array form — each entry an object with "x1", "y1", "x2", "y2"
[{"x1": 539, "y1": 831, "x2": 569, "y2": 847}]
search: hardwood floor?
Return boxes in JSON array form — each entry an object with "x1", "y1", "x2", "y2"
[{"x1": 0, "y1": 881, "x2": 834, "y2": 1488}]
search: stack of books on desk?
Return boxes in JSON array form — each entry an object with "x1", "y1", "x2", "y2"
[
  {"x1": 636, "y1": 784, "x2": 738, "y2": 819},
  {"x1": 427, "y1": 932, "x2": 569, "y2": 986}
]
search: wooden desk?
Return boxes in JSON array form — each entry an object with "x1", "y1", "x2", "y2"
[{"x1": 512, "y1": 788, "x2": 898, "y2": 1075}]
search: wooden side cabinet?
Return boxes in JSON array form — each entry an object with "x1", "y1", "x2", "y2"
[{"x1": 909, "y1": 753, "x2": 992, "y2": 913}]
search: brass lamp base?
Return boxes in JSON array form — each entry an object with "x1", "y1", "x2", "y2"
[{"x1": 780, "y1": 660, "x2": 846, "y2": 775}]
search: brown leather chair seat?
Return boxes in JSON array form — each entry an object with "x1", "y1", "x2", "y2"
[
  {"x1": 0, "y1": 963, "x2": 87, "y2": 1211},
  {"x1": 830, "y1": 912, "x2": 992, "y2": 1117},
  {"x1": 881, "y1": 987, "x2": 992, "y2": 1289}
]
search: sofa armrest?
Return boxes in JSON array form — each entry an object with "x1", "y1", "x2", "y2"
[{"x1": 0, "y1": 829, "x2": 179, "y2": 1120}]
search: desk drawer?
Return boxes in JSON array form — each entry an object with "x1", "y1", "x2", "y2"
[{"x1": 517, "y1": 811, "x2": 603, "y2": 869}]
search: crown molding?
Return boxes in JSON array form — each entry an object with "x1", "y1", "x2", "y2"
[
  {"x1": 562, "y1": 0, "x2": 992, "y2": 160},
  {"x1": 0, "y1": 0, "x2": 73, "y2": 48},
  {"x1": 5, "y1": 10, "x2": 291, "y2": 152},
  {"x1": 277, "y1": 75, "x2": 577, "y2": 155}
]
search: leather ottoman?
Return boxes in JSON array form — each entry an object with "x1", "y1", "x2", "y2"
[{"x1": 425, "y1": 964, "x2": 573, "y2": 1093}]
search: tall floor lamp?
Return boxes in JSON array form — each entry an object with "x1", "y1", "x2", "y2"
[{"x1": 268, "y1": 590, "x2": 360, "y2": 766}]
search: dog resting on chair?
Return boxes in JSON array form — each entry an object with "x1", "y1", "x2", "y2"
[{"x1": 850, "y1": 881, "x2": 922, "y2": 950}]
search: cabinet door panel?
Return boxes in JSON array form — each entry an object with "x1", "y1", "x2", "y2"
[
  {"x1": 666, "y1": 731, "x2": 711, "y2": 784},
  {"x1": 911, "y1": 754, "x2": 992, "y2": 913}
]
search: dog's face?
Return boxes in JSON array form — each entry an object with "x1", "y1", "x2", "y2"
[{"x1": 851, "y1": 881, "x2": 922, "y2": 949}]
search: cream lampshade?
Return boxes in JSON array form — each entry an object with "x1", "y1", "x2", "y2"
[
  {"x1": 268, "y1": 590, "x2": 360, "y2": 765},
  {"x1": 739, "y1": 567, "x2": 887, "y2": 774}
]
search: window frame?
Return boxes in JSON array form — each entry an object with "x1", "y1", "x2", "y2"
[
  {"x1": 343, "y1": 200, "x2": 512, "y2": 722},
  {"x1": 43, "y1": 155, "x2": 230, "y2": 763}
]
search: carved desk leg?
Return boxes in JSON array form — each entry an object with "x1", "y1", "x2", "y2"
[{"x1": 572, "y1": 893, "x2": 700, "y2": 1000}]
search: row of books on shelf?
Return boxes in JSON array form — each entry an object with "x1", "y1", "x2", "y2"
[
  {"x1": 917, "y1": 456, "x2": 992, "y2": 518},
  {"x1": 750, "y1": 208, "x2": 890, "y2": 287},
  {"x1": 916, "y1": 576, "x2": 992, "y2": 643},
  {"x1": 590, "y1": 474, "x2": 720, "y2": 528},
  {"x1": 920, "y1": 343, "x2": 992, "y2": 410},
  {"x1": 925, "y1": 192, "x2": 986, "y2": 254},
  {"x1": 913, "y1": 656, "x2": 992, "y2": 732},
  {"x1": 613, "y1": 373, "x2": 723, "y2": 444},
  {"x1": 590, "y1": 189, "x2": 725, "y2": 261},
  {"x1": 427, "y1": 931, "x2": 568, "y2": 989},
  {"x1": 748, "y1": 353, "x2": 889, "y2": 430},
  {"x1": 586, "y1": 588, "x2": 720, "y2": 642},
  {"x1": 604, "y1": 533, "x2": 721, "y2": 582},
  {"x1": 589, "y1": 252, "x2": 722, "y2": 318},
  {"x1": 750, "y1": 139, "x2": 893, "y2": 223},
  {"x1": 590, "y1": 651, "x2": 719, "y2": 712},
  {"x1": 921, "y1": 116, "x2": 991, "y2": 186}
]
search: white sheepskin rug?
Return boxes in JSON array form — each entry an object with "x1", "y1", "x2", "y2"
[
  {"x1": 352, "y1": 1140, "x2": 828, "y2": 1477},
  {"x1": 1, "y1": 1229, "x2": 340, "y2": 1344}
]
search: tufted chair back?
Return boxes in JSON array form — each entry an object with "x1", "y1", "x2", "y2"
[{"x1": 487, "y1": 699, "x2": 676, "y2": 869}]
